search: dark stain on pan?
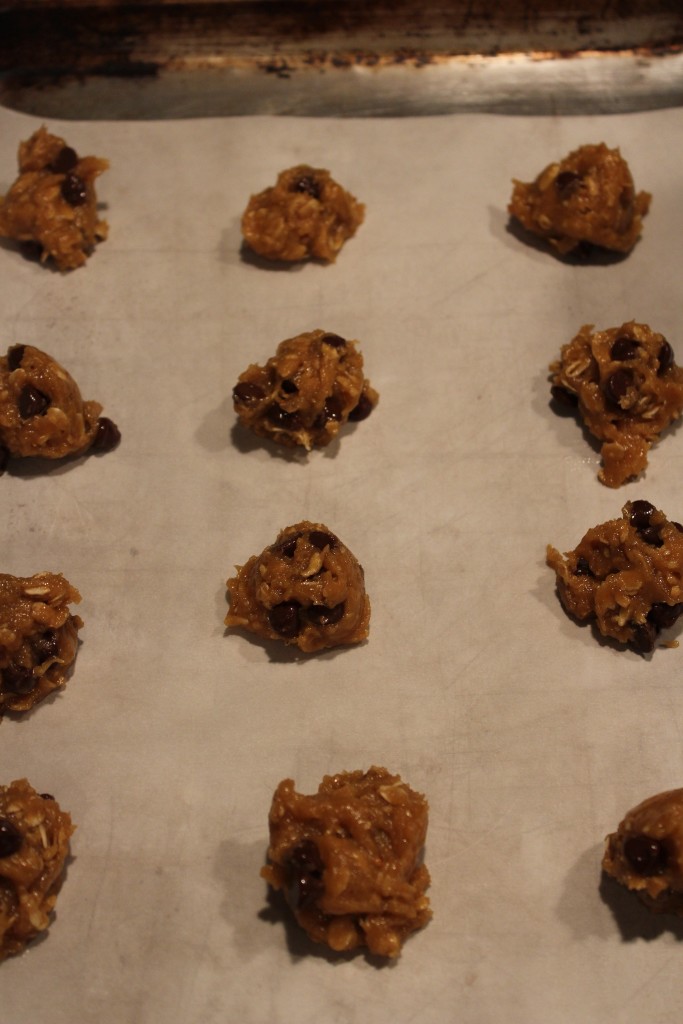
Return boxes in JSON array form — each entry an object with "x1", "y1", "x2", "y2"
[{"x1": 0, "y1": 1, "x2": 681, "y2": 93}]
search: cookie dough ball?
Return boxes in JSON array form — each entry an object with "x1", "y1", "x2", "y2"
[
  {"x1": 603, "y1": 788, "x2": 683, "y2": 916},
  {"x1": 261, "y1": 767, "x2": 431, "y2": 958},
  {"x1": 550, "y1": 322, "x2": 683, "y2": 487},
  {"x1": 232, "y1": 330, "x2": 378, "y2": 450},
  {"x1": 225, "y1": 521, "x2": 370, "y2": 653},
  {"x1": 0, "y1": 126, "x2": 109, "y2": 271},
  {"x1": 509, "y1": 143, "x2": 650, "y2": 256},
  {"x1": 0, "y1": 779, "x2": 74, "y2": 959},
  {"x1": 0, "y1": 571, "x2": 82, "y2": 714},
  {"x1": 241, "y1": 165, "x2": 364, "y2": 262},
  {"x1": 0, "y1": 343, "x2": 120, "y2": 473},
  {"x1": 547, "y1": 500, "x2": 683, "y2": 653}
]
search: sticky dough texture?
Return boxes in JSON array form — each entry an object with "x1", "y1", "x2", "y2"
[
  {"x1": 0, "y1": 571, "x2": 82, "y2": 714},
  {"x1": 509, "y1": 143, "x2": 650, "y2": 255},
  {"x1": 225, "y1": 521, "x2": 370, "y2": 653},
  {"x1": 603, "y1": 788, "x2": 683, "y2": 915},
  {"x1": 0, "y1": 344, "x2": 112, "y2": 467},
  {"x1": 261, "y1": 767, "x2": 431, "y2": 958},
  {"x1": 0, "y1": 126, "x2": 108, "y2": 270},
  {"x1": 232, "y1": 330, "x2": 378, "y2": 450},
  {"x1": 0, "y1": 779, "x2": 74, "y2": 960},
  {"x1": 241, "y1": 165, "x2": 364, "y2": 262},
  {"x1": 549, "y1": 321, "x2": 683, "y2": 487},
  {"x1": 546, "y1": 501, "x2": 683, "y2": 653}
]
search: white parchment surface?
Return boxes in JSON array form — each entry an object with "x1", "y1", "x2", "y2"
[{"x1": 1, "y1": 103, "x2": 683, "y2": 1024}]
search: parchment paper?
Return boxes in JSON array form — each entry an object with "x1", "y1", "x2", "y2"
[{"x1": 1, "y1": 103, "x2": 683, "y2": 1024}]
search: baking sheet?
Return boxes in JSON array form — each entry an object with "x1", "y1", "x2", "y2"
[{"x1": 1, "y1": 103, "x2": 683, "y2": 1024}]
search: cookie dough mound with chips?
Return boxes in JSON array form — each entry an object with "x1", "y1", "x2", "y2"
[
  {"x1": 0, "y1": 343, "x2": 120, "y2": 473},
  {"x1": 509, "y1": 143, "x2": 650, "y2": 256},
  {"x1": 262, "y1": 767, "x2": 431, "y2": 958},
  {"x1": 241, "y1": 165, "x2": 364, "y2": 262},
  {"x1": 547, "y1": 500, "x2": 683, "y2": 653},
  {"x1": 225, "y1": 521, "x2": 370, "y2": 653},
  {"x1": 0, "y1": 125, "x2": 109, "y2": 271},
  {"x1": 0, "y1": 779, "x2": 74, "y2": 960},
  {"x1": 233, "y1": 330, "x2": 378, "y2": 450},
  {"x1": 0, "y1": 571, "x2": 82, "y2": 714},
  {"x1": 550, "y1": 321, "x2": 683, "y2": 487},
  {"x1": 603, "y1": 788, "x2": 683, "y2": 916}
]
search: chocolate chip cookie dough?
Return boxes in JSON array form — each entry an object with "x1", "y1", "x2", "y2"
[
  {"x1": 547, "y1": 500, "x2": 683, "y2": 653},
  {"x1": 550, "y1": 322, "x2": 683, "y2": 488},
  {"x1": 509, "y1": 143, "x2": 650, "y2": 256},
  {"x1": 241, "y1": 165, "x2": 364, "y2": 262},
  {"x1": 225, "y1": 522, "x2": 370, "y2": 653},
  {"x1": 232, "y1": 330, "x2": 378, "y2": 450},
  {"x1": 0, "y1": 571, "x2": 82, "y2": 714},
  {"x1": 603, "y1": 788, "x2": 683, "y2": 916},
  {"x1": 0, "y1": 126, "x2": 108, "y2": 270},
  {"x1": 0, "y1": 344, "x2": 120, "y2": 473},
  {"x1": 262, "y1": 767, "x2": 431, "y2": 958},
  {"x1": 0, "y1": 779, "x2": 74, "y2": 960}
]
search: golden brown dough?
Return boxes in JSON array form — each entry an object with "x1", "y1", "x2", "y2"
[
  {"x1": 0, "y1": 343, "x2": 120, "y2": 473},
  {"x1": 0, "y1": 571, "x2": 82, "y2": 714},
  {"x1": 225, "y1": 521, "x2": 370, "y2": 653},
  {"x1": 262, "y1": 767, "x2": 431, "y2": 958},
  {"x1": 0, "y1": 126, "x2": 108, "y2": 270},
  {"x1": 549, "y1": 321, "x2": 683, "y2": 487},
  {"x1": 509, "y1": 143, "x2": 650, "y2": 256},
  {"x1": 241, "y1": 165, "x2": 364, "y2": 262},
  {"x1": 603, "y1": 788, "x2": 683, "y2": 915},
  {"x1": 0, "y1": 779, "x2": 74, "y2": 960},
  {"x1": 547, "y1": 500, "x2": 683, "y2": 653},
  {"x1": 233, "y1": 329, "x2": 378, "y2": 450}
]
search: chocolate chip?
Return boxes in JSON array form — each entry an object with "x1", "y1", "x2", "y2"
[
  {"x1": 39, "y1": 793, "x2": 54, "y2": 801},
  {"x1": 623, "y1": 834, "x2": 667, "y2": 876},
  {"x1": 18, "y1": 384, "x2": 50, "y2": 418},
  {"x1": 265, "y1": 404, "x2": 302, "y2": 430},
  {"x1": 0, "y1": 819, "x2": 22, "y2": 859},
  {"x1": 627, "y1": 501, "x2": 663, "y2": 546},
  {"x1": 555, "y1": 170, "x2": 582, "y2": 199},
  {"x1": 286, "y1": 839, "x2": 324, "y2": 908},
  {"x1": 280, "y1": 379, "x2": 298, "y2": 395},
  {"x1": 268, "y1": 601, "x2": 301, "y2": 638},
  {"x1": 91, "y1": 417, "x2": 121, "y2": 453},
  {"x1": 0, "y1": 446, "x2": 9, "y2": 476},
  {"x1": 630, "y1": 621, "x2": 657, "y2": 653},
  {"x1": 647, "y1": 602, "x2": 683, "y2": 630},
  {"x1": 321, "y1": 333, "x2": 346, "y2": 349},
  {"x1": 550, "y1": 384, "x2": 579, "y2": 409},
  {"x1": 610, "y1": 336, "x2": 638, "y2": 361},
  {"x1": 307, "y1": 602, "x2": 345, "y2": 626},
  {"x1": 1, "y1": 663, "x2": 36, "y2": 694},
  {"x1": 30, "y1": 630, "x2": 59, "y2": 662},
  {"x1": 574, "y1": 557, "x2": 593, "y2": 576},
  {"x1": 49, "y1": 146, "x2": 78, "y2": 174},
  {"x1": 277, "y1": 534, "x2": 301, "y2": 558},
  {"x1": 604, "y1": 368, "x2": 633, "y2": 405},
  {"x1": 640, "y1": 526, "x2": 663, "y2": 547},
  {"x1": 291, "y1": 175, "x2": 321, "y2": 199},
  {"x1": 323, "y1": 396, "x2": 343, "y2": 422},
  {"x1": 629, "y1": 500, "x2": 656, "y2": 530},
  {"x1": 658, "y1": 340, "x2": 674, "y2": 376},
  {"x1": 309, "y1": 530, "x2": 335, "y2": 550},
  {"x1": 7, "y1": 345, "x2": 25, "y2": 371},
  {"x1": 674, "y1": 522, "x2": 683, "y2": 534},
  {"x1": 61, "y1": 173, "x2": 87, "y2": 207},
  {"x1": 233, "y1": 381, "x2": 265, "y2": 404},
  {"x1": 348, "y1": 393, "x2": 375, "y2": 422}
]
